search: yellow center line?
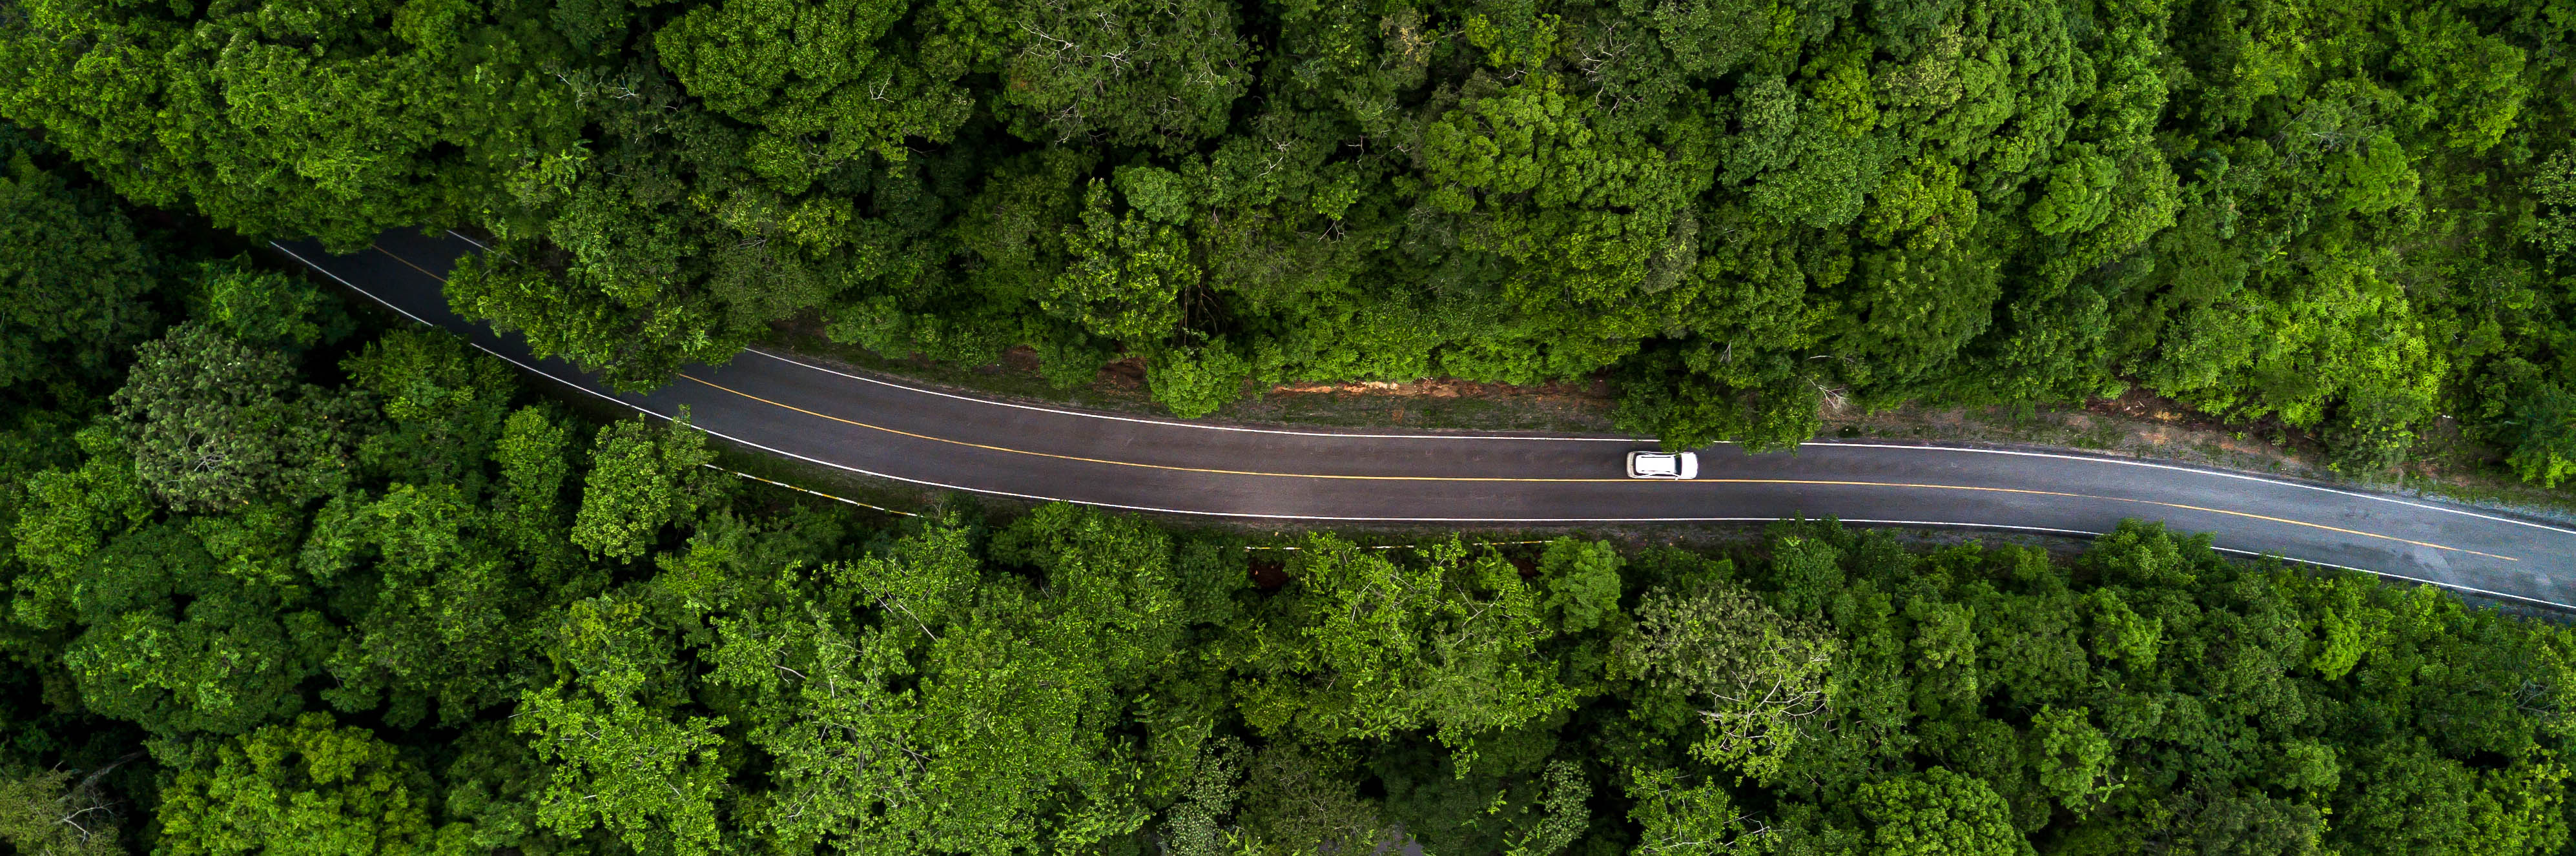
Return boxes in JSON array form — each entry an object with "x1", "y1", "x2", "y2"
[
  {"x1": 356, "y1": 242, "x2": 2517, "y2": 564},
  {"x1": 372, "y1": 243, "x2": 446, "y2": 281},
  {"x1": 672, "y1": 373, "x2": 2517, "y2": 562}
]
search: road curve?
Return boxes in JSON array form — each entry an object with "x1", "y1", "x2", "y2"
[{"x1": 274, "y1": 230, "x2": 2576, "y2": 608}]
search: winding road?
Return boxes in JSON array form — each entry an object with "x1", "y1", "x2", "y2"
[{"x1": 275, "y1": 230, "x2": 2576, "y2": 608}]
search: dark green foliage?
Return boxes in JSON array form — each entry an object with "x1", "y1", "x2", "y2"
[
  {"x1": 0, "y1": 0, "x2": 584, "y2": 245},
  {"x1": 2505, "y1": 382, "x2": 2576, "y2": 487},
  {"x1": 195, "y1": 260, "x2": 352, "y2": 351},
  {"x1": 2, "y1": 4, "x2": 2575, "y2": 853},
  {"x1": 0, "y1": 765, "x2": 125, "y2": 855},
  {"x1": 2, "y1": 276, "x2": 2570, "y2": 853},
  {"x1": 109, "y1": 325, "x2": 367, "y2": 513},
  {"x1": 7, "y1": 0, "x2": 2568, "y2": 483},
  {"x1": 0, "y1": 133, "x2": 158, "y2": 395}
]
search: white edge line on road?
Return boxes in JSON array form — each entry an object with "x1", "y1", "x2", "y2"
[
  {"x1": 738, "y1": 346, "x2": 1641, "y2": 442},
  {"x1": 685, "y1": 425, "x2": 2576, "y2": 611},
  {"x1": 298, "y1": 239, "x2": 2576, "y2": 573},
  {"x1": 420, "y1": 230, "x2": 2573, "y2": 540},
  {"x1": 276, "y1": 239, "x2": 2576, "y2": 611},
  {"x1": 1818, "y1": 443, "x2": 2576, "y2": 537},
  {"x1": 443, "y1": 226, "x2": 1623, "y2": 445},
  {"x1": 751, "y1": 336, "x2": 2576, "y2": 538},
  {"x1": 733, "y1": 314, "x2": 2576, "y2": 539},
  {"x1": 276, "y1": 243, "x2": 443, "y2": 328}
]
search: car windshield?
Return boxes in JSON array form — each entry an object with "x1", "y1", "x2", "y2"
[{"x1": 1636, "y1": 454, "x2": 1677, "y2": 475}]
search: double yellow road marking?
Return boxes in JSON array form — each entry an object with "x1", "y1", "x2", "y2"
[
  {"x1": 673, "y1": 374, "x2": 2517, "y2": 563},
  {"x1": 364, "y1": 242, "x2": 2517, "y2": 564}
]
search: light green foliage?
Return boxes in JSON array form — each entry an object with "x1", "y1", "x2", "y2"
[
  {"x1": 516, "y1": 594, "x2": 730, "y2": 855},
  {"x1": 64, "y1": 586, "x2": 321, "y2": 736},
  {"x1": 1146, "y1": 342, "x2": 1254, "y2": 418},
  {"x1": 1855, "y1": 768, "x2": 2035, "y2": 856},
  {"x1": 495, "y1": 406, "x2": 576, "y2": 555},
  {"x1": 1239, "y1": 536, "x2": 1573, "y2": 752},
  {"x1": 156, "y1": 713, "x2": 435, "y2": 855},
  {"x1": 2188, "y1": 791, "x2": 2327, "y2": 856},
  {"x1": 834, "y1": 512, "x2": 982, "y2": 631},
  {"x1": 1616, "y1": 574, "x2": 1840, "y2": 781},
  {"x1": 2526, "y1": 151, "x2": 2576, "y2": 263},
  {"x1": 197, "y1": 261, "x2": 345, "y2": 351},
  {"x1": 12, "y1": 418, "x2": 340, "y2": 740},
  {"x1": 923, "y1": 0, "x2": 1253, "y2": 148},
  {"x1": 689, "y1": 509, "x2": 1179, "y2": 853},
  {"x1": 8, "y1": 429, "x2": 152, "y2": 628},
  {"x1": 1116, "y1": 165, "x2": 1195, "y2": 225},
  {"x1": 2503, "y1": 382, "x2": 2576, "y2": 487},
  {"x1": 1538, "y1": 538, "x2": 1623, "y2": 634},
  {"x1": 1502, "y1": 760, "x2": 1592, "y2": 856},
  {"x1": 2326, "y1": 739, "x2": 2561, "y2": 856},
  {"x1": 1615, "y1": 370, "x2": 1826, "y2": 454},
  {"x1": 1235, "y1": 742, "x2": 1388, "y2": 855},
  {"x1": 2028, "y1": 151, "x2": 2119, "y2": 236},
  {"x1": 344, "y1": 330, "x2": 517, "y2": 486},
  {"x1": 313, "y1": 480, "x2": 531, "y2": 724},
  {"x1": 656, "y1": 0, "x2": 971, "y2": 187},
  {"x1": 1049, "y1": 180, "x2": 1198, "y2": 344},
  {"x1": 2030, "y1": 706, "x2": 2114, "y2": 811},
  {"x1": 1625, "y1": 766, "x2": 1767, "y2": 855},
  {"x1": 573, "y1": 416, "x2": 719, "y2": 561},
  {"x1": 2083, "y1": 589, "x2": 2161, "y2": 676},
  {"x1": 2272, "y1": 741, "x2": 2342, "y2": 796},
  {"x1": 1160, "y1": 737, "x2": 1249, "y2": 856}
]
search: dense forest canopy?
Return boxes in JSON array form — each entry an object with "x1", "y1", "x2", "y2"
[
  {"x1": 0, "y1": 126, "x2": 2567, "y2": 855},
  {"x1": 2, "y1": 0, "x2": 2573, "y2": 479}
]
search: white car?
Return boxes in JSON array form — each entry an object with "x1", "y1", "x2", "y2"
[{"x1": 1626, "y1": 451, "x2": 1699, "y2": 480}]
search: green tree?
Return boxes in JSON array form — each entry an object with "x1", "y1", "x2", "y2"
[
  {"x1": 1145, "y1": 341, "x2": 1253, "y2": 418},
  {"x1": 2502, "y1": 382, "x2": 2576, "y2": 487},
  {"x1": 489, "y1": 407, "x2": 577, "y2": 564},
  {"x1": 0, "y1": 766, "x2": 125, "y2": 856},
  {"x1": 573, "y1": 415, "x2": 720, "y2": 561},
  {"x1": 64, "y1": 580, "x2": 322, "y2": 736},
  {"x1": 515, "y1": 595, "x2": 729, "y2": 855},
  {"x1": 2029, "y1": 705, "x2": 2115, "y2": 812},
  {"x1": 1538, "y1": 538, "x2": 1624, "y2": 635},
  {"x1": 1237, "y1": 536, "x2": 1574, "y2": 754},
  {"x1": 110, "y1": 324, "x2": 367, "y2": 512},
  {"x1": 156, "y1": 713, "x2": 435, "y2": 855},
  {"x1": 0, "y1": 137, "x2": 159, "y2": 392},
  {"x1": 307, "y1": 480, "x2": 533, "y2": 725},
  {"x1": 922, "y1": 0, "x2": 1252, "y2": 148},
  {"x1": 0, "y1": 0, "x2": 583, "y2": 243},
  {"x1": 1855, "y1": 768, "x2": 2034, "y2": 856},
  {"x1": 342, "y1": 329, "x2": 516, "y2": 487},
  {"x1": 1625, "y1": 767, "x2": 1767, "y2": 856},
  {"x1": 655, "y1": 0, "x2": 973, "y2": 190},
  {"x1": 1049, "y1": 180, "x2": 1197, "y2": 345},
  {"x1": 196, "y1": 260, "x2": 346, "y2": 351},
  {"x1": 1616, "y1": 576, "x2": 1840, "y2": 782}
]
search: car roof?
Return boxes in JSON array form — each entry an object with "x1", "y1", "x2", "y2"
[{"x1": 1634, "y1": 453, "x2": 1678, "y2": 474}]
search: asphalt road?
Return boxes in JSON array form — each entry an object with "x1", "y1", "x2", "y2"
[{"x1": 274, "y1": 230, "x2": 2576, "y2": 608}]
